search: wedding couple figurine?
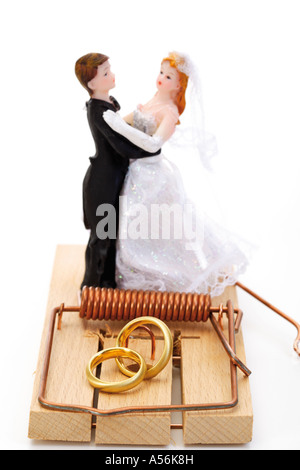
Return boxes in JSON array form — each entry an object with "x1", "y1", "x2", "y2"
[{"x1": 75, "y1": 51, "x2": 248, "y2": 297}]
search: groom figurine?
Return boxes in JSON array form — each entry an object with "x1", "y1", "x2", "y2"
[{"x1": 75, "y1": 53, "x2": 161, "y2": 290}]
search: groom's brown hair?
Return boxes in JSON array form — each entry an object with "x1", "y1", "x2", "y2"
[{"x1": 75, "y1": 53, "x2": 109, "y2": 96}]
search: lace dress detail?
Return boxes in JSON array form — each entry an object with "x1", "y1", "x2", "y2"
[
  {"x1": 115, "y1": 109, "x2": 248, "y2": 297},
  {"x1": 133, "y1": 108, "x2": 157, "y2": 135}
]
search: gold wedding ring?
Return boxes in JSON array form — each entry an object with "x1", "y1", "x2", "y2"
[
  {"x1": 115, "y1": 317, "x2": 173, "y2": 379},
  {"x1": 86, "y1": 347, "x2": 147, "y2": 393}
]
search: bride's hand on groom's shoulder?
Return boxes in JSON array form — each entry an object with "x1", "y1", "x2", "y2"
[
  {"x1": 103, "y1": 109, "x2": 117, "y2": 124},
  {"x1": 103, "y1": 109, "x2": 128, "y2": 135}
]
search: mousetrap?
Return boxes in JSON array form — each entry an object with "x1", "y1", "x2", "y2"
[{"x1": 28, "y1": 245, "x2": 254, "y2": 445}]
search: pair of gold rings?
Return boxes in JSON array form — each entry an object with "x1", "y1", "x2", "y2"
[{"x1": 86, "y1": 317, "x2": 173, "y2": 393}]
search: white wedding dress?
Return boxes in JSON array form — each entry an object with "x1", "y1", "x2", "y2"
[{"x1": 114, "y1": 108, "x2": 249, "y2": 297}]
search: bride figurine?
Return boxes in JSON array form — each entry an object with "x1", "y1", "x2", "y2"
[{"x1": 103, "y1": 52, "x2": 249, "y2": 297}]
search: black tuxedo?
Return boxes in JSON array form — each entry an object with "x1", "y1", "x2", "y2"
[{"x1": 81, "y1": 97, "x2": 161, "y2": 290}]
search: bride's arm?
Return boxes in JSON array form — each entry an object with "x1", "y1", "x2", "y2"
[
  {"x1": 103, "y1": 108, "x2": 178, "y2": 153},
  {"x1": 154, "y1": 111, "x2": 178, "y2": 142}
]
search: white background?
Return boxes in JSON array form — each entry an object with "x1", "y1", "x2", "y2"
[{"x1": 1, "y1": 0, "x2": 300, "y2": 450}]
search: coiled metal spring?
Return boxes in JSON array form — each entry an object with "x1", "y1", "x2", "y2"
[
  {"x1": 79, "y1": 286, "x2": 212, "y2": 322},
  {"x1": 77, "y1": 283, "x2": 300, "y2": 355}
]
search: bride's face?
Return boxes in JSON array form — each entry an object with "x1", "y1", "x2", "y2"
[{"x1": 156, "y1": 61, "x2": 180, "y2": 94}]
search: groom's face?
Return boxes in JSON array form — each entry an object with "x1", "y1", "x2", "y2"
[{"x1": 88, "y1": 60, "x2": 116, "y2": 94}]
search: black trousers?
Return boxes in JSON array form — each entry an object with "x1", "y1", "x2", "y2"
[
  {"x1": 80, "y1": 162, "x2": 122, "y2": 291},
  {"x1": 80, "y1": 231, "x2": 117, "y2": 290}
]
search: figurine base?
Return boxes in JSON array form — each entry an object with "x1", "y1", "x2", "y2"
[{"x1": 28, "y1": 245, "x2": 253, "y2": 445}]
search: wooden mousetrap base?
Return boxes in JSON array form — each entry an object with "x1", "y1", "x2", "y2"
[{"x1": 28, "y1": 245, "x2": 253, "y2": 445}]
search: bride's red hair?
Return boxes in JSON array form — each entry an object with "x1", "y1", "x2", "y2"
[{"x1": 162, "y1": 52, "x2": 189, "y2": 123}]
